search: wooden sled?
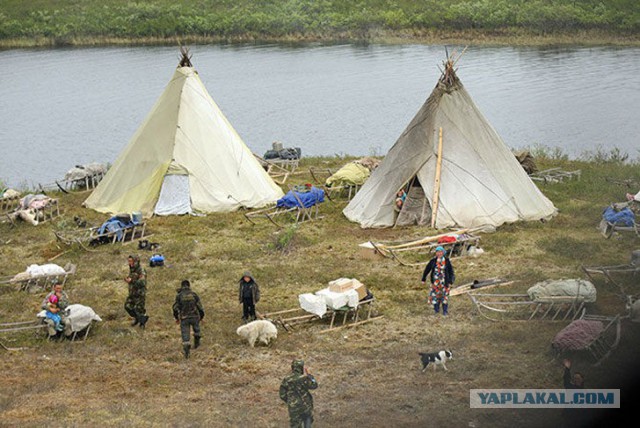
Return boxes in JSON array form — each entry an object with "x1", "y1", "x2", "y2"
[
  {"x1": 529, "y1": 167, "x2": 581, "y2": 184},
  {"x1": 468, "y1": 293, "x2": 587, "y2": 322},
  {"x1": 552, "y1": 314, "x2": 622, "y2": 366},
  {"x1": 54, "y1": 221, "x2": 147, "y2": 249},
  {"x1": 255, "y1": 154, "x2": 299, "y2": 185},
  {"x1": 0, "y1": 263, "x2": 76, "y2": 292},
  {"x1": 582, "y1": 262, "x2": 640, "y2": 292},
  {"x1": 0, "y1": 194, "x2": 21, "y2": 214},
  {"x1": 597, "y1": 217, "x2": 639, "y2": 239},
  {"x1": 245, "y1": 186, "x2": 323, "y2": 228},
  {"x1": 309, "y1": 167, "x2": 362, "y2": 201},
  {"x1": 366, "y1": 227, "x2": 485, "y2": 267},
  {"x1": 260, "y1": 298, "x2": 382, "y2": 333},
  {"x1": 4, "y1": 199, "x2": 61, "y2": 226}
]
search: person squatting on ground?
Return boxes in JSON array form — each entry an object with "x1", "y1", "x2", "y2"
[
  {"x1": 172, "y1": 280, "x2": 205, "y2": 359},
  {"x1": 41, "y1": 280, "x2": 70, "y2": 337},
  {"x1": 280, "y1": 359, "x2": 318, "y2": 428},
  {"x1": 421, "y1": 246, "x2": 455, "y2": 315},
  {"x1": 238, "y1": 271, "x2": 260, "y2": 322},
  {"x1": 124, "y1": 255, "x2": 149, "y2": 328}
]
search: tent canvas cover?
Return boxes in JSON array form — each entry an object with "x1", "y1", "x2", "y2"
[
  {"x1": 343, "y1": 54, "x2": 557, "y2": 229},
  {"x1": 85, "y1": 49, "x2": 283, "y2": 217}
]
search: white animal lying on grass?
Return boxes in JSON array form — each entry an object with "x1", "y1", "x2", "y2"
[{"x1": 236, "y1": 320, "x2": 278, "y2": 347}]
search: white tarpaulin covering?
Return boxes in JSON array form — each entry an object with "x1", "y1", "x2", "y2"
[
  {"x1": 38, "y1": 304, "x2": 102, "y2": 333},
  {"x1": 154, "y1": 174, "x2": 192, "y2": 216},
  {"x1": 527, "y1": 279, "x2": 597, "y2": 303},
  {"x1": 299, "y1": 293, "x2": 327, "y2": 318}
]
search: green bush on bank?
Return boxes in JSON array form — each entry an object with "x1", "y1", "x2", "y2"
[{"x1": 0, "y1": 0, "x2": 639, "y2": 44}]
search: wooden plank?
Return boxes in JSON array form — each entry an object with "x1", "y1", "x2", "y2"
[
  {"x1": 430, "y1": 127, "x2": 444, "y2": 228},
  {"x1": 319, "y1": 316, "x2": 384, "y2": 333}
]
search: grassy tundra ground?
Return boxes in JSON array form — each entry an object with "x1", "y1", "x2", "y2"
[
  {"x1": 0, "y1": 0, "x2": 639, "y2": 48},
  {"x1": 1, "y1": 155, "x2": 639, "y2": 427}
]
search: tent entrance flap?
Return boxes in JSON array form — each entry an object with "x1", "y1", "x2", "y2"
[
  {"x1": 395, "y1": 176, "x2": 431, "y2": 227},
  {"x1": 154, "y1": 174, "x2": 192, "y2": 216}
]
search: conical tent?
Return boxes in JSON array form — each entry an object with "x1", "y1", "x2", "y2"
[
  {"x1": 343, "y1": 56, "x2": 557, "y2": 229},
  {"x1": 84, "y1": 50, "x2": 283, "y2": 217}
]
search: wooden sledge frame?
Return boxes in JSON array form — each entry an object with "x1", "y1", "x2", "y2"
[
  {"x1": 581, "y1": 262, "x2": 640, "y2": 291},
  {"x1": 468, "y1": 293, "x2": 587, "y2": 322},
  {"x1": 309, "y1": 167, "x2": 362, "y2": 201},
  {"x1": 368, "y1": 230, "x2": 482, "y2": 267},
  {"x1": 529, "y1": 167, "x2": 581, "y2": 184},
  {"x1": 4, "y1": 198, "x2": 61, "y2": 226},
  {"x1": 0, "y1": 263, "x2": 77, "y2": 292},
  {"x1": 552, "y1": 314, "x2": 622, "y2": 366},
  {"x1": 0, "y1": 194, "x2": 21, "y2": 214},
  {"x1": 54, "y1": 221, "x2": 147, "y2": 249},
  {"x1": 259, "y1": 298, "x2": 383, "y2": 333},
  {"x1": 598, "y1": 217, "x2": 639, "y2": 239},
  {"x1": 244, "y1": 187, "x2": 323, "y2": 228},
  {"x1": 254, "y1": 154, "x2": 296, "y2": 185}
]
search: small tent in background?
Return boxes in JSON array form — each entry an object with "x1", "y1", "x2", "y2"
[
  {"x1": 343, "y1": 51, "x2": 557, "y2": 229},
  {"x1": 84, "y1": 47, "x2": 283, "y2": 217}
]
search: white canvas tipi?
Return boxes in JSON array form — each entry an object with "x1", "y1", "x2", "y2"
[
  {"x1": 84, "y1": 49, "x2": 283, "y2": 217},
  {"x1": 344, "y1": 55, "x2": 557, "y2": 229}
]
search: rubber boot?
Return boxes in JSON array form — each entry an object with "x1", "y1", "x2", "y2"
[
  {"x1": 183, "y1": 344, "x2": 191, "y2": 359},
  {"x1": 139, "y1": 315, "x2": 149, "y2": 329},
  {"x1": 434, "y1": 302, "x2": 440, "y2": 314},
  {"x1": 194, "y1": 335, "x2": 201, "y2": 349},
  {"x1": 443, "y1": 304, "x2": 449, "y2": 316}
]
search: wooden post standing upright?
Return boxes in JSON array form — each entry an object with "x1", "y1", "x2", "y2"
[{"x1": 431, "y1": 127, "x2": 444, "y2": 228}]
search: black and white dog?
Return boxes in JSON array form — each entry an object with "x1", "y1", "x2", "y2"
[{"x1": 419, "y1": 350, "x2": 453, "y2": 372}]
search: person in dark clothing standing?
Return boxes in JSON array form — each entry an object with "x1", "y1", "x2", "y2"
[
  {"x1": 238, "y1": 271, "x2": 260, "y2": 322},
  {"x1": 421, "y1": 246, "x2": 455, "y2": 315},
  {"x1": 173, "y1": 280, "x2": 205, "y2": 359}
]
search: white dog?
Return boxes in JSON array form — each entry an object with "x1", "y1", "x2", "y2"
[{"x1": 236, "y1": 320, "x2": 278, "y2": 347}]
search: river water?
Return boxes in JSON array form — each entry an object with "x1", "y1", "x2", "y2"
[{"x1": 0, "y1": 43, "x2": 638, "y2": 188}]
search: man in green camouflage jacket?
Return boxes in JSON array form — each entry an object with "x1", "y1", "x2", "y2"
[
  {"x1": 280, "y1": 359, "x2": 318, "y2": 427},
  {"x1": 172, "y1": 279, "x2": 205, "y2": 359},
  {"x1": 124, "y1": 255, "x2": 148, "y2": 328}
]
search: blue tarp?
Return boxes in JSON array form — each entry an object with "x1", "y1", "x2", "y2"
[
  {"x1": 97, "y1": 216, "x2": 138, "y2": 241},
  {"x1": 277, "y1": 187, "x2": 325, "y2": 208},
  {"x1": 603, "y1": 206, "x2": 635, "y2": 227}
]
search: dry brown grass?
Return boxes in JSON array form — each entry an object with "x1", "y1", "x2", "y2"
[{"x1": 1, "y1": 156, "x2": 639, "y2": 427}]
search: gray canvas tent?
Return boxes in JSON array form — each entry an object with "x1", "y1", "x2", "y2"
[
  {"x1": 84, "y1": 48, "x2": 283, "y2": 217},
  {"x1": 344, "y1": 55, "x2": 557, "y2": 229}
]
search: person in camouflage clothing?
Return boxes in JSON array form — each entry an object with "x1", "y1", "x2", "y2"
[
  {"x1": 124, "y1": 255, "x2": 149, "y2": 328},
  {"x1": 172, "y1": 280, "x2": 205, "y2": 359},
  {"x1": 280, "y1": 359, "x2": 318, "y2": 428}
]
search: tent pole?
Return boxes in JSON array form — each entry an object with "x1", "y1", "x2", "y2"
[{"x1": 431, "y1": 127, "x2": 443, "y2": 228}]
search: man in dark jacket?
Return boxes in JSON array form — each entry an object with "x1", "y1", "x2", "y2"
[
  {"x1": 173, "y1": 280, "x2": 205, "y2": 359},
  {"x1": 421, "y1": 246, "x2": 455, "y2": 315},
  {"x1": 280, "y1": 359, "x2": 318, "y2": 427},
  {"x1": 238, "y1": 271, "x2": 260, "y2": 322},
  {"x1": 125, "y1": 255, "x2": 149, "y2": 328}
]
